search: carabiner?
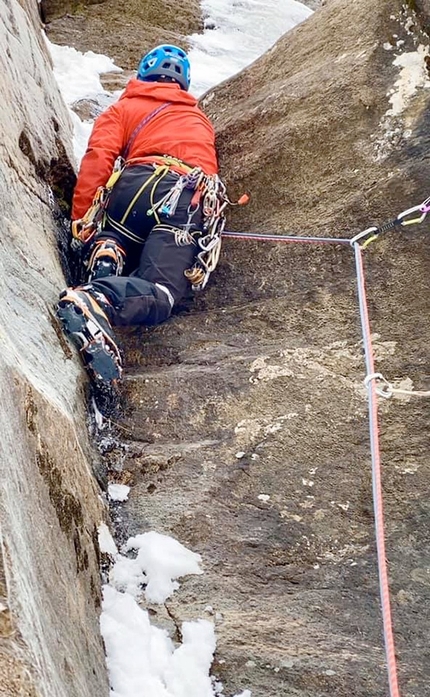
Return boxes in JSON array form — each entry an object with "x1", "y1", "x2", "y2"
[
  {"x1": 396, "y1": 203, "x2": 428, "y2": 227},
  {"x1": 363, "y1": 373, "x2": 393, "y2": 399},
  {"x1": 349, "y1": 226, "x2": 379, "y2": 247},
  {"x1": 419, "y1": 195, "x2": 430, "y2": 214}
]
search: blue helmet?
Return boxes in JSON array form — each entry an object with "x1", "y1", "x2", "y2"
[{"x1": 137, "y1": 44, "x2": 191, "y2": 91}]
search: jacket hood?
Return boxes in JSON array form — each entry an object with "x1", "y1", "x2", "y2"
[{"x1": 120, "y1": 79, "x2": 199, "y2": 106}]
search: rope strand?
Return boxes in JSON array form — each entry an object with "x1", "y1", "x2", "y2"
[
  {"x1": 222, "y1": 230, "x2": 351, "y2": 245},
  {"x1": 353, "y1": 242, "x2": 400, "y2": 697}
]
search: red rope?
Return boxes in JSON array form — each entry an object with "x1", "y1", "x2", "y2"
[
  {"x1": 353, "y1": 243, "x2": 400, "y2": 697},
  {"x1": 222, "y1": 230, "x2": 351, "y2": 244}
]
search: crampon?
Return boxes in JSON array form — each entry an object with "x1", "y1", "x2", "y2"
[{"x1": 57, "y1": 289, "x2": 122, "y2": 385}]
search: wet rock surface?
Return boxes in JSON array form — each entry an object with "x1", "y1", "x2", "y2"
[
  {"x1": 8, "y1": 0, "x2": 430, "y2": 695},
  {"x1": 0, "y1": 1, "x2": 108, "y2": 695},
  {"x1": 86, "y1": 0, "x2": 430, "y2": 695}
]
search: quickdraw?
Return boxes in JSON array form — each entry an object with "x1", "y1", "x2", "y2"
[{"x1": 349, "y1": 194, "x2": 430, "y2": 248}]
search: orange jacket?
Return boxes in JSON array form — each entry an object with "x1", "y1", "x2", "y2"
[{"x1": 72, "y1": 80, "x2": 219, "y2": 220}]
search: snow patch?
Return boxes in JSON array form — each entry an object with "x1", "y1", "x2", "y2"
[
  {"x1": 125, "y1": 531, "x2": 204, "y2": 604},
  {"x1": 99, "y1": 528, "x2": 250, "y2": 697},
  {"x1": 44, "y1": 35, "x2": 122, "y2": 164},
  {"x1": 98, "y1": 523, "x2": 118, "y2": 556},
  {"x1": 387, "y1": 44, "x2": 430, "y2": 117},
  {"x1": 101, "y1": 586, "x2": 218, "y2": 697},
  {"x1": 108, "y1": 483, "x2": 130, "y2": 502},
  {"x1": 188, "y1": 0, "x2": 313, "y2": 95}
]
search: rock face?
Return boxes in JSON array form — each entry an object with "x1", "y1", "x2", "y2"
[
  {"x1": 3, "y1": 0, "x2": 430, "y2": 696},
  {"x1": 98, "y1": 1, "x2": 430, "y2": 696},
  {"x1": 43, "y1": 0, "x2": 203, "y2": 69},
  {"x1": 40, "y1": 0, "x2": 106, "y2": 23},
  {"x1": 0, "y1": 1, "x2": 108, "y2": 695}
]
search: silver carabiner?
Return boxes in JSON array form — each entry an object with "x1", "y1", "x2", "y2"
[
  {"x1": 349, "y1": 226, "x2": 379, "y2": 247},
  {"x1": 396, "y1": 203, "x2": 427, "y2": 227},
  {"x1": 363, "y1": 372, "x2": 393, "y2": 399}
]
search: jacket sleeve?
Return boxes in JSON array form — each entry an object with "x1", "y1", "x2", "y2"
[{"x1": 71, "y1": 104, "x2": 124, "y2": 220}]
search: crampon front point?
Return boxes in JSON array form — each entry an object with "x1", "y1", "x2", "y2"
[{"x1": 57, "y1": 294, "x2": 122, "y2": 384}]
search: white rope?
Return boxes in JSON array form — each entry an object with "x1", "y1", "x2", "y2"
[{"x1": 389, "y1": 387, "x2": 430, "y2": 398}]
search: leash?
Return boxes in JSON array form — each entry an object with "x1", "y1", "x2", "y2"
[{"x1": 222, "y1": 194, "x2": 430, "y2": 697}]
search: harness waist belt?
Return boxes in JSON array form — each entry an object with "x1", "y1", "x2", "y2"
[{"x1": 124, "y1": 154, "x2": 198, "y2": 177}]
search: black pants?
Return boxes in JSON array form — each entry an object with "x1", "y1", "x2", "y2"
[{"x1": 89, "y1": 164, "x2": 202, "y2": 327}]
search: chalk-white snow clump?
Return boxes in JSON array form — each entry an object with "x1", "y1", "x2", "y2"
[
  {"x1": 108, "y1": 483, "x2": 130, "y2": 502},
  {"x1": 387, "y1": 44, "x2": 430, "y2": 116},
  {"x1": 98, "y1": 526, "x2": 249, "y2": 697}
]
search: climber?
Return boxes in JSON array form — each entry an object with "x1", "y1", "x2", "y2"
[{"x1": 57, "y1": 44, "x2": 229, "y2": 385}]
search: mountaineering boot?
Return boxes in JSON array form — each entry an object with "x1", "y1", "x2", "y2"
[
  {"x1": 87, "y1": 239, "x2": 125, "y2": 280},
  {"x1": 56, "y1": 287, "x2": 122, "y2": 383}
]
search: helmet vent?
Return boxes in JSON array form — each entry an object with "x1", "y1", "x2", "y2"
[{"x1": 137, "y1": 44, "x2": 191, "y2": 91}]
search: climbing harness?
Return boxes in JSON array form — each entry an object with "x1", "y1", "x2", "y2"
[
  {"x1": 221, "y1": 193, "x2": 430, "y2": 697},
  {"x1": 112, "y1": 154, "x2": 249, "y2": 290},
  {"x1": 72, "y1": 142, "x2": 249, "y2": 289},
  {"x1": 137, "y1": 158, "x2": 249, "y2": 291}
]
